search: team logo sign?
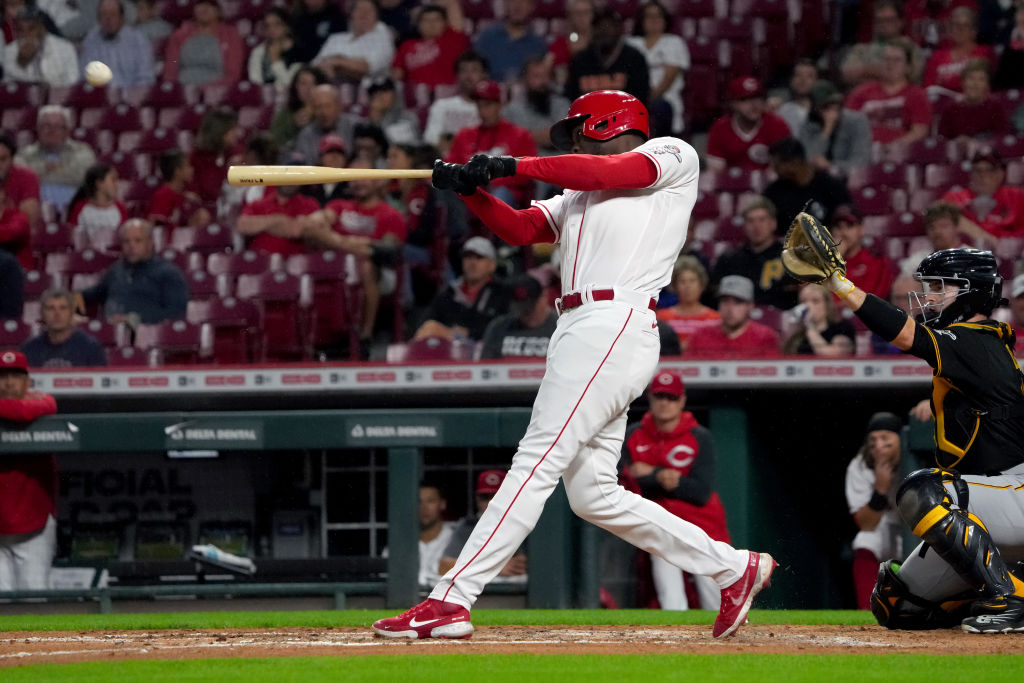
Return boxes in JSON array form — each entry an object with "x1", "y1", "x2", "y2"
[
  {"x1": 483, "y1": 472, "x2": 501, "y2": 487},
  {"x1": 650, "y1": 144, "x2": 682, "y2": 163},
  {"x1": 1, "y1": 352, "x2": 14, "y2": 364}
]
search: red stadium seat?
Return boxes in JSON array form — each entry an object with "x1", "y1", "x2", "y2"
[
  {"x1": 157, "y1": 103, "x2": 209, "y2": 131},
  {"x1": 533, "y1": 0, "x2": 565, "y2": 19},
  {"x1": 207, "y1": 250, "x2": 278, "y2": 281},
  {"x1": 161, "y1": 0, "x2": 195, "y2": 24},
  {"x1": 160, "y1": 248, "x2": 202, "y2": 273},
  {"x1": 990, "y1": 134, "x2": 1024, "y2": 160},
  {"x1": 185, "y1": 269, "x2": 223, "y2": 301},
  {"x1": 1, "y1": 106, "x2": 38, "y2": 139},
  {"x1": 715, "y1": 215, "x2": 746, "y2": 244},
  {"x1": 462, "y1": 0, "x2": 495, "y2": 19},
  {"x1": 862, "y1": 212, "x2": 924, "y2": 238},
  {"x1": 851, "y1": 186, "x2": 899, "y2": 216},
  {"x1": 204, "y1": 80, "x2": 268, "y2": 108},
  {"x1": 285, "y1": 251, "x2": 358, "y2": 354},
  {"x1": 96, "y1": 103, "x2": 146, "y2": 133},
  {"x1": 236, "y1": 271, "x2": 313, "y2": 361},
  {"x1": 403, "y1": 336, "x2": 455, "y2": 362},
  {"x1": 22, "y1": 269, "x2": 57, "y2": 301},
  {"x1": 134, "y1": 320, "x2": 212, "y2": 365},
  {"x1": 704, "y1": 167, "x2": 762, "y2": 194},
  {"x1": 187, "y1": 296, "x2": 261, "y2": 364},
  {"x1": 750, "y1": 305, "x2": 782, "y2": 332},
  {"x1": 134, "y1": 80, "x2": 189, "y2": 109},
  {"x1": 691, "y1": 190, "x2": 721, "y2": 221},
  {"x1": 171, "y1": 224, "x2": 236, "y2": 256},
  {"x1": 32, "y1": 223, "x2": 75, "y2": 264},
  {"x1": 849, "y1": 161, "x2": 913, "y2": 191},
  {"x1": 121, "y1": 176, "x2": 163, "y2": 205},
  {"x1": 0, "y1": 82, "x2": 41, "y2": 108},
  {"x1": 922, "y1": 162, "x2": 971, "y2": 190},
  {"x1": 884, "y1": 137, "x2": 952, "y2": 165},
  {"x1": 51, "y1": 82, "x2": 113, "y2": 109},
  {"x1": 71, "y1": 126, "x2": 111, "y2": 155},
  {"x1": 107, "y1": 345, "x2": 153, "y2": 367},
  {"x1": 0, "y1": 319, "x2": 31, "y2": 350},
  {"x1": 57, "y1": 249, "x2": 118, "y2": 278},
  {"x1": 82, "y1": 319, "x2": 128, "y2": 351}
]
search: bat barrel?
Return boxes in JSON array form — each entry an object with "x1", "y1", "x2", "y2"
[{"x1": 227, "y1": 165, "x2": 433, "y2": 186}]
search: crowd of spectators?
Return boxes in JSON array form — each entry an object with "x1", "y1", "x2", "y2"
[{"x1": 3, "y1": 0, "x2": 1024, "y2": 366}]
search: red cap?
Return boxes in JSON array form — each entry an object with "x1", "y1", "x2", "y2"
[
  {"x1": 476, "y1": 469, "x2": 505, "y2": 495},
  {"x1": 728, "y1": 75, "x2": 764, "y2": 100},
  {"x1": 650, "y1": 369, "x2": 684, "y2": 397},
  {"x1": 318, "y1": 134, "x2": 346, "y2": 156},
  {"x1": 473, "y1": 80, "x2": 503, "y2": 102},
  {"x1": 0, "y1": 350, "x2": 28, "y2": 372}
]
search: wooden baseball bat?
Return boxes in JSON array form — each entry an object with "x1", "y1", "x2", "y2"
[{"x1": 227, "y1": 165, "x2": 434, "y2": 186}]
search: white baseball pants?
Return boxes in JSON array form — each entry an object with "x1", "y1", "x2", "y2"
[
  {"x1": 651, "y1": 554, "x2": 723, "y2": 610},
  {"x1": 431, "y1": 301, "x2": 749, "y2": 608},
  {"x1": 0, "y1": 515, "x2": 56, "y2": 591}
]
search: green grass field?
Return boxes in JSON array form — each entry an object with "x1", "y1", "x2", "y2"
[{"x1": 1, "y1": 610, "x2": 1020, "y2": 683}]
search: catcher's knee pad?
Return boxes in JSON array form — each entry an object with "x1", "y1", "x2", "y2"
[
  {"x1": 871, "y1": 560, "x2": 972, "y2": 630},
  {"x1": 897, "y1": 468, "x2": 1014, "y2": 597}
]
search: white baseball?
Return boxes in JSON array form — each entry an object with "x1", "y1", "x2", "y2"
[{"x1": 85, "y1": 61, "x2": 113, "y2": 87}]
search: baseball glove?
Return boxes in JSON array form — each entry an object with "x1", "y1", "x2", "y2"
[{"x1": 781, "y1": 212, "x2": 847, "y2": 283}]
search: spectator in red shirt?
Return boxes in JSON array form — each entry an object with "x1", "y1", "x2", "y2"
[
  {"x1": 147, "y1": 149, "x2": 211, "y2": 229},
  {"x1": 391, "y1": 2, "x2": 469, "y2": 103},
  {"x1": 845, "y1": 38, "x2": 932, "y2": 145},
  {"x1": 706, "y1": 76, "x2": 791, "y2": 173},
  {"x1": 0, "y1": 132, "x2": 41, "y2": 229},
  {"x1": 937, "y1": 59, "x2": 1009, "y2": 147},
  {"x1": 0, "y1": 198, "x2": 30, "y2": 270},
  {"x1": 923, "y1": 7, "x2": 996, "y2": 93},
  {"x1": 830, "y1": 204, "x2": 896, "y2": 301},
  {"x1": 162, "y1": 0, "x2": 243, "y2": 87},
  {"x1": 686, "y1": 275, "x2": 781, "y2": 358},
  {"x1": 67, "y1": 163, "x2": 128, "y2": 249},
  {"x1": 445, "y1": 80, "x2": 538, "y2": 208},
  {"x1": 941, "y1": 147, "x2": 1024, "y2": 239},
  {"x1": 0, "y1": 351, "x2": 58, "y2": 591},
  {"x1": 306, "y1": 158, "x2": 408, "y2": 355},
  {"x1": 621, "y1": 369, "x2": 731, "y2": 610},
  {"x1": 236, "y1": 185, "x2": 321, "y2": 258},
  {"x1": 905, "y1": 0, "x2": 978, "y2": 49}
]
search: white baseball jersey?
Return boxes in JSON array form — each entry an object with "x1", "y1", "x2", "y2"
[{"x1": 531, "y1": 137, "x2": 700, "y2": 297}]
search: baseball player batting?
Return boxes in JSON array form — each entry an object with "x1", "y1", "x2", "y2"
[
  {"x1": 373, "y1": 90, "x2": 777, "y2": 641},
  {"x1": 789, "y1": 219, "x2": 1024, "y2": 633}
]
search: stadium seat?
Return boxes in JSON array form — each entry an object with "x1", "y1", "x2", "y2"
[
  {"x1": 207, "y1": 250, "x2": 279, "y2": 285},
  {"x1": 32, "y1": 223, "x2": 75, "y2": 265},
  {"x1": 715, "y1": 215, "x2": 746, "y2": 244},
  {"x1": 161, "y1": 0, "x2": 195, "y2": 25},
  {"x1": 922, "y1": 161, "x2": 970, "y2": 190},
  {"x1": 134, "y1": 319, "x2": 212, "y2": 365},
  {"x1": 51, "y1": 82, "x2": 113, "y2": 109},
  {"x1": 236, "y1": 271, "x2": 314, "y2": 361},
  {"x1": 157, "y1": 103, "x2": 209, "y2": 131},
  {"x1": 0, "y1": 82, "x2": 40, "y2": 108},
  {"x1": 907, "y1": 187, "x2": 940, "y2": 213},
  {"x1": 990, "y1": 134, "x2": 1024, "y2": 160},
  {"x1": 121, "y1": 176, "x2": 163, "y2": 206},
  {"x1": 683, "y1": 63, "x2": 724, "y2": 129},
  {"x1": 0, "y1": 319, "x2": 32, "y2": 350},
  {"x1": 851, "y1": 186, "x2": 901, "y2": 215},
  {"x1": 22, "y1": 269, "x2": 56, "y2": 301},
  {"x1": 107, "y1": 150, "x2": 150, "y2": 179},
  {"x1": 462, "y1": 0, "x2": 495, "y2": 20},
  {"x1": 106, "y1": 345, "x2": 153, "y2": 367},
  {"x1": 170, "y1": 223, "x2": 236, "y2": 256},
  {"x1": 285, "y1": 251, "x2": 358, "y2": 355},
  {"x1": 187, "y1": 296, "x2": 261, "y2": 364},
  {"x1": 402, "y1": 336, "x2": 455, "y2": 362},
  {"x1": 750, "y1": 305, "x2": 782, "y2": 332},
  {"x1": 691, "y1": 190, "x2": 721, "y2": 221},
  {"x1": 862, "y1": 211, "x2": 924, "y2": 238},
  {"x1": 55, "y1": 249, "x2": 118, "y2": 279},
  {"x1": 71, "y1": 126, "x2": 111, "y2": 155},
  {"x1": 133, "y1": 80, "x2": 190, "y2": 109},
  {"x1": 185, "y1": 269, "x2": 224, "y2": 301},
  {"x1": 72, "y1": 226, "x2": 120, "y2": 253},
  {"x1": 533, "y1": 0, "x2": 565, "y2": 19},
  {"x1": 1, "y1": 106, "x2": 38, "y2": 140},
  {"x1": 95, "y1": 103, "x2": 147, "y2": 133},
  {"x1": 21, "y1": 300, "x2": 39, "y2": 326},
  {"x1": 849, "y1": 161, "x2": 913, "y2": 191},
  {"x1": 884, "y1": 137, "x2": 952, "y2": 166},
  {"x1": 161, "y1": 248, "x2": 201, "y2": 273}
]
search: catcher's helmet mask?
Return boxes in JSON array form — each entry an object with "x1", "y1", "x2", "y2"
[
  {"x1": 910, "y1": 248, "x2": 1005, "y2": 327},
  {"x1": 550, "y1": 90, "x2": 649, "y2": 151}
]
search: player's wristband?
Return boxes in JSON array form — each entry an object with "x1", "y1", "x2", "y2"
[
  {"x1": 828, "y1": 271, "x2": 856, "y2": 299},
  {"x1": 855, "y1": 294, "x2": 909, "y2": 342},
  {"x1": 868, "y1": 491, "x2": 889, "y2": 511}
]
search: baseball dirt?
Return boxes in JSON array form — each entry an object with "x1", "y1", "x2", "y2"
[{"x1": 0, "y1": 624, "x2": 1018, "y2": 666}]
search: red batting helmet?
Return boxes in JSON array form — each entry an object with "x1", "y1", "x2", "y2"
[{"x1": 549, "y1": 90, "x2": 649, "y2": 152}]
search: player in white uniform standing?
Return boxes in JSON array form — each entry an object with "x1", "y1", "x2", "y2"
[{"x1": 373, "y1": 91, "x2": 777, "y2": 640}]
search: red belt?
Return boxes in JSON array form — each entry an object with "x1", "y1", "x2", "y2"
[{"x1": 557, "y1": 288, "x2": 657, "y2": 314}]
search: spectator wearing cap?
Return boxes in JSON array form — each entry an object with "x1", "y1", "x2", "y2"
[
  {"x1": 2, "y1": 5, "x2": 79, "y2": 87},
  {"x1": 0, "y1": 132, "x2": 41, "y2": 233},
  {"x1": 315, "y1": 0, "x2": 394, "y2": 84},
  {"x1": 162, "y1": 0, "x2": 243, "y2": 87},
  {"x1": 1010, "y1": 274, "x2": 1024, "y2": 343},
  {"x1": 0, "y1": 350, "x2": 59, "y2": 592},
  {"x1": 941, "y1": 147, "x2": 1024, "y2": 240},
  {"x1": 474, "y1": 0, "x2": 549, "y2": 84},
  {"x1": 783, "y1": 283, "x2": 856, "y2": 356},
  {"x1": 796, "y1": 81, "x2": 873, "y2": 178},
  {"x1": 439, "y1": 469, "x2": 528, "y2": 581},
  {"x1": 0, "y1": 250, "x2": 24, "y2": 320},
  {"x1": 364, "y1": 77, "x2": 421, "y2": 146},
  {"x1": 302, "y1": 134, "x2": 351, "y2": 206},
  {"x1": 21, "y1": 288, "x2": 107, "y2": 368},
  {"x1": 937, "y1": 59, "x2": 1009, "y2": 148},
  {"x1": 422, "y1": 51, "x2": 489, "y2": 155},
  {"x1": 710, "y1": 198, "x2": 799, "y2": 310},
  {"x1": 293, "y1": 84, "x2": 364, "y2": 166},
  {"x1": 763, "y1": 137, "x2": 853, "y2": 233},
  {"x1": 414, "y1": 236, "x2": 511, "y2": 343},
  {"x1": 391, "y1": 3, "x2": 469, "y2": 97},
  {"x1": 503, "y1": 56, "x2": 572, "y2": 156},
  {"x1": 845, "y1": 37, "x2": 931, "y2": 145},
  {"x1": 246, "y1": 7, "x2": 301, "y2": 93},
  {"x1": 621, "y1": 369, "x2": 731, "y2": 610},
  {"x1": 147, "y1": 149, "x2": 211, "y2": 229},
  {"x1": 445, "y1": 80, "x2": 537, "y2": 208},
  {"x1": 236, "y1": 183, "x2": 321, "y2": 259},
  {"x1": 351, "y1": 123, "x2": 390, "y2": 168},
  {"x1": 79, "y1": 0, "x2": 155, "y2": 88},
  {"x1": 705, "y1": 76, "x2": 791, "y2": 173},
  {"x1": 15, "y1": 105, "x2": 97, "y2": 218},
  {"x1": 830, "y1": 204, "x2": 897, "y2": 301},
  {"x1": 845, "y1": 411, "x2": 903, "y2": 610},
  {"x1": 479, "y1": 273, "x2": 557, "y2": 360},
  {"x1": 565, "y1": 7, "x2": 650, "y2": 104},
  {"x1": 77, "y1": 218, "x2": 189, "y2": 326},
  {"x1": 922, "y1": 7, "x2": 996, "y2": 93},
  {"x1": 686, "y1": 275, "x2": 781, "y2": 357}
]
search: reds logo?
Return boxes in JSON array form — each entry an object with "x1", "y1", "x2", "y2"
[
  {"x1": 1, "y1": 351, "x2": 15, "y2": 364},
  {"x1": 650, "y1": 144, "x2": 682, "y2": 163},
  {"x1": 665, "y1": 444, "x2": 695, "y2": 468}
]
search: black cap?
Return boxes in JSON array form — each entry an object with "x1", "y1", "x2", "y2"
[
  {"x1": 367, "y1": 77, "x2": 395, "y2": 95},
  {"x1": 866, "y1": 412, "x2": 901, "y2": 435},
  {"x1": 508, "y1": 274, "x2": 542, "y2": 302}
]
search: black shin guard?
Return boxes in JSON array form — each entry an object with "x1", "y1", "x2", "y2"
[{"x1": 897, "y1": 468, "x2": 1015, "y2": 598}]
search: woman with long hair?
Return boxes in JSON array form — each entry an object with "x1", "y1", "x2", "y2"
[
  {"x1": 188, "y1": 107, "x2": 243, "y2": 204},
  {"x1": 783, "y1": 283, "x2": 856, "y2": 355},
  {"x1": 67, "y1": 163, "x2": 127, "y2": 248},
  {"x1": 656, "y1": 255, "x2": 719, "y2": 351},
  {"x1": 270, "y1": 65, "x2": 329, "y2": 148},
  {"x1": 247, "y1": 7, "x2": 301, "y2": 93},
  {"x1": 626, "y1": 0, "x2": 690, "y2": 136}
]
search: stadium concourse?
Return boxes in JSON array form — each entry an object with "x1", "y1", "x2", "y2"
[{"x1": 2, "y1": 0, "x2": 1024, "y2": 365}]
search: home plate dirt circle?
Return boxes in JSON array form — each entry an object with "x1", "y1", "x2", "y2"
[{"x1": 0, "y1": 625, "x2": 1017, "y2": 666}]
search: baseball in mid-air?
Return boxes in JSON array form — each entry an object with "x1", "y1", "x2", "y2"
[{"x1": 85, "y1": 61, "x2": 113, "y2": 87}]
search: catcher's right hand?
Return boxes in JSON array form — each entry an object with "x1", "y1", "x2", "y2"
[
  {"x1": 781, "y1": 212, "x2": 847, "y2": 283},
  {"x1": 432, "y1": 160, "x2": 478, "y2": 196}
]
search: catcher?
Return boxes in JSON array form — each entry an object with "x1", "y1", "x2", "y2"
[{"x1": 784, "y1": 213, "x2": 1024, "y2": 633}]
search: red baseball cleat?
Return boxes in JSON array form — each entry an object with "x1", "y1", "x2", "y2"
[
  {"x1": 372, "y1": 598, "x2": 474, "y2": 639},
  {"x1": 713, "y1": 552, "x2": 777, "y2": 638}
]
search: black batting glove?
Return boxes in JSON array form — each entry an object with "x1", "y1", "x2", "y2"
[
  {"x1": 432, "y1": 159, "x2": 478, "y2": 196},
  {"x1": 464, "y1": 154, "x2": 518, "y2": 187}
]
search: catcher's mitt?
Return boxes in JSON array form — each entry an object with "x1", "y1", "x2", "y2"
[{"x1": 781, "y1": 212, "x2": 847, "y2": 283}]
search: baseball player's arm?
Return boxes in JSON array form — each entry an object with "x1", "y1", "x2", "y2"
[
  {"x1": 0, "y1": 392, "x2": 57, "y2": 422},
  {"x1": 461, "y1": 190, "x2": 556, "y2": 245},
  {"x1": 514, "y1": 153, "x2": 658, "y2": 191}
]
